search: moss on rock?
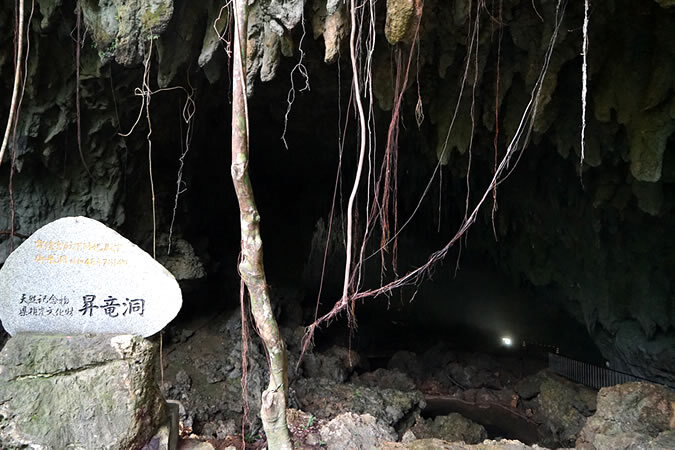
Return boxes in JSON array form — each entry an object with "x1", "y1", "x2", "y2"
[
  {"x1": 81, "y1": 0, "x2": 174, "y2": 66},
  {"x1": 385, "y1": 0, "x2": 416, "y2": 45},
  {"x1": 0, "y1": 335, "x2": 166, "y2": 449}
]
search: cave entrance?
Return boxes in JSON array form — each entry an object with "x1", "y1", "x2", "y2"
[{"x1": 153, "y1": 45, "x2": 606, "y2": 376}]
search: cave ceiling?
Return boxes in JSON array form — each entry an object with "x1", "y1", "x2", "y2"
[{"x1": 0, "y1": 0, "x2": 673, "y2": 382}]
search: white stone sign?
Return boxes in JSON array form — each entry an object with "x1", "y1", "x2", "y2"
[{"x1": 0, "y1": 217, "x2": 182, "y2": 337}]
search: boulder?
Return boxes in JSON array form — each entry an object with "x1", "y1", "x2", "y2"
[
  {"x1": 352, "y1": 368, "x2": 417, "y2": 392},
  {"x1": 0, "y1": 334, "x2": 166, "y2": 449},
  {"x1": 301, "y1": 345, "x2": 361, "y2": 382},
  {"x1": 536, "y1": 372, "x2": 597, "y2": 447},
  {"x1": 319, "y1": 412, "x2": 396, "y2": 449},
  {"x1": 0, "y1": 216, "x2": 183, "y2": 338},
  {"x1": 515, "y1": 370, "x2": 596, "y2": 447},
  {"x1": 443, "y1": 362, "x2": 503, "y2": 390},
  {"x1": 515, "y1": 371, "x2": 547, "y2": 400},
  {"x1": 156, "y1": 235, "x2": 206, "y2": 282},
  {"x1": 576, "y1": 381, "x2": 675, "y2": 449},
  {"x1": 294, "y1": 377, "x2": 425, "y2": 428},
  {"x1": 388, "y1": 350, "x2": 424, "y2": 380},
  {"x1": 378, "y1": 438, "x2": 545, "y2": 449},
  {"x1": 406, "y1": 413, "x2": 488, "y2": 444}
]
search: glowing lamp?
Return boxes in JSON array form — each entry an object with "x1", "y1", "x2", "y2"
[{"x1": 501, "y1": 336, "x2": 513, "y2": 347}]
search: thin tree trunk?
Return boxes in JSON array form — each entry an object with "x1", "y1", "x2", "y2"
[{"x1": 230, "y1": 1, "x2": 292, "y2": 448}]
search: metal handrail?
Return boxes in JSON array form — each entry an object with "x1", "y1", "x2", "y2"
[{"x1": 548, "y1": 352, "x2": 655, "y2": 390}]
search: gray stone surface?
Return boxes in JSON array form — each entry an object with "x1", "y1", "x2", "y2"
[
  {"x1": 576, "y1": 381, "x2": 675, "y2": 449},
  {"x1": 178, "y1": 440, "x2": 216, "y2": 450},
  {"x1": 0, "y1": 216, "x2": 182, "y2": 337},
  {"x1": 407, "y1": 413, "x2": 488, "y2": 445},
  {"x1": 301, "y1": 345, "x2": 360, "y2": 382},
  {"x1": 531, "y1": 371, "x2": 597, "y2": 448},
  {"x1": 81, "y1": 0, "x2": 174, "y2": 66},
  {"x1": 156, "y1": 234, "x2": 206, "y2": 282},
  {"x1": 0, "y1": 334, "x2": 166, "y2": 449},
  {"x1": 319, "y1": 412, "x2": 397, "y2": 450},
  {"x1": 379, "y1": 438, "x2": 547, "y2": 449},
  {"x1": 294, "y1": 377, "x2": 425, "y2": 428}
]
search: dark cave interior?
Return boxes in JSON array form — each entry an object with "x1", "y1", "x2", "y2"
[
  {"x1": 145, "y1": 45, "x2": 607, "y2": 370},
  {"x1": 0, "y1": 0, "x2": 674, "y2": 447}
]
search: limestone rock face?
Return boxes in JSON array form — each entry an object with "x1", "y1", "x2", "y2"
[
  {"x1": 576, "y1": 381, "x2": 675, "y2": 449},
  {"x1": 534, "y1": 371, "x2": 597, "y2": 447},
  {"x1": 312, "y1": 0, "x2": 348, "y2": 63},
  {"x1": 245, "y1": 0, "x2": 307, "y2": 94},
  {"x1": 80, "y1": 0, "x2": 174, "y2": 66},
  {"x1": 379, "y1": 438, "x2": 545, "y2": 449},
  {"x1": 157, "y1": 234, "x2": 206, "y2": 282},
  {"x1": 300, "y1": 344, "x2": 360, "y2": 382},
  {"x1": 512, "y1": 370, "x2": 597, "y2": 447},
  {"x1": 384, "y1": 0, "x2": 417, "y2": 45},
  {"x1": 294, "y1": 377, "x2": 425, "y2": 428},
  {"x1": 352, "y1": 368, "x2": 417, "y2": 392},
  {"x1": 406, "y1": 413, "x2": 488, "y2": 445},
  {"x1": 319, "y1": 412, "x2": 396, "y2": 449},
  {"x1": 0, "y1": 334, "x2": 166, "y2": 449}
]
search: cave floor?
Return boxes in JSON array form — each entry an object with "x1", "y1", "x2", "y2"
[{"x1": 162, "y1": 306, "x2": 574, "y2": 450}]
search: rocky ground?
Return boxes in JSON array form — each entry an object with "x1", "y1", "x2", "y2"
[
  {"x1": 159, "y1": 301, "x2": 675, "y2": 450},
  {"x1": 0, "y1": 298, "x2": 671, "y2": 449}
]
